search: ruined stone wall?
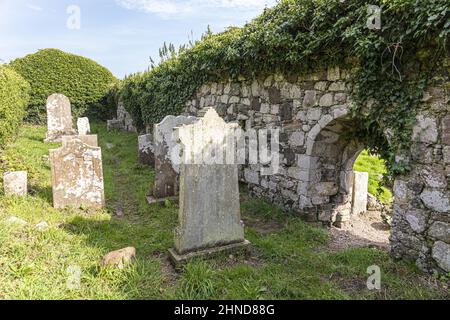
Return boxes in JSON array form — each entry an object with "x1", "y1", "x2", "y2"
[{"x1": 182, "y1": 66, "x2": 450, "y2": 274}]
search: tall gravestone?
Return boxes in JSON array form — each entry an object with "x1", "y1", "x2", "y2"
[
  {"x1": 169, "y1": 108, "x2": 249, "y2": 265},
  {"x1": 352, "y1": 171, "x2": 369, "y2": 215},
  {"x1": 50, "y1": 138, "x2": 105, "y2": 209},
  {"x1": 147, "y1": 115, "x2": 197, "y2": 204},
  {"x1": 45, "y1": 94, "x2": 76, "y2": 142}
]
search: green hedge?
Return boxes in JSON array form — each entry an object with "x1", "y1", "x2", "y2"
[
  {"x1": 119, "y1": 0, "x2": 448, "y2": 176},
  {"x1": 0, "y1": 65, "x2": 30, "y2": 147},
  {"x1": 9, "y1": 49, "x2": 118, "y2": 122}
]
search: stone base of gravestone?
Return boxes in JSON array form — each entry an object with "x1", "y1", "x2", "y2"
[
  {"x1": 3, "y1": 171, "x2": 27, "y2": 196},
  {"x1": 169, "y1": 240, "x2": 251, "y2": 267},
  {"x1": 62, "y1": 135, "x2": 98, "y2": 147},
  {"x1": 138, "y1": 134, "x2": 155, "y2": 167},
  {"x1": 352, "y1": 171, "x2": 369, "y2": 215}
]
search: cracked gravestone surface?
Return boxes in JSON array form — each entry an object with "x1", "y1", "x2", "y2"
[
  {"x1": 169, "y1": 108, "x2": 248, "y2": 264},
  {"x1": 151, "y1": 115, "x2": 197, "y2": 200},
  {"x1": 62, "y1": 135, "x2": 98, "y2": 147},
  {"x1": 138, "y1": 134, "x2": 155, "y2": 166},
  {"x1": 50, "y1": 138, "x2": 105, "y2": 209},
  {"x1": 3, "y1": 171, "x2": 27, "y2": 196},
  {"x1": 45, "y1": 94, "x2": 76, "y2": 142}
]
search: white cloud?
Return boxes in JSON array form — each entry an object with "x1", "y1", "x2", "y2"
[
  {"x1": 116, "y1": 0, "x2": 276, "y2": 17},
  {"x1": 27, "y1": 4, "x2": 44, "y2": 12}
]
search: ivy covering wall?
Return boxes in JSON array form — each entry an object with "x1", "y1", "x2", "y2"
[{"x1": 119, "y1": 0, "x2": 448, "y2": 177}]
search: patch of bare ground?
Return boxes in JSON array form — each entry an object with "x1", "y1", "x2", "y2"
[
  {"x1": 151, "y1": 250, "x2": 179, "y2": 286},
  {"x1": 328, "y1": 211, "x2": 391, "y2": 251}
]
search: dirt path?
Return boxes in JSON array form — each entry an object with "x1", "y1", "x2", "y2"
[{"x1": 328, "y1": 211, "x2": 391, "y2": 251}]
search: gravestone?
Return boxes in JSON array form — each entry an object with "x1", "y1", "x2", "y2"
[
  {"x1": 77, "y1": 117, "x2": 91, "y2": 135},
  {"x1": 147, "y1": 115, "x2": 197, "y2": 204},
  {"x1": 3, "y1": 171, "x2": 27, "y2": 196},
  {"x1": 138, "y1": 134, "x2": 155, "y2": 166},
  {"x1": 169, "y1": 108, "x2": 249, "y2": 265},
  {"x1": 62, "y1": 135, "x2": 98, "y2": 147},
  {"x1": 50, "y1": 138, "x2": 105, "y2": 209},
  {"x1": 352, "y1": 171, "x2": 369, "y2": 215},
  {"x1": 45, "y1": 94, "x2": 76, "y2": 142}
]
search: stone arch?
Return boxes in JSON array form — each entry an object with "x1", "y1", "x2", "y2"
[{"x1": 304, "y1": 109, "x2": 374, "y2": 227}]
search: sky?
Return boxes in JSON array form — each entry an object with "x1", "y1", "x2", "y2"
[{"x1": 0, "y1": 0, "x2": 277, "y2": 78}]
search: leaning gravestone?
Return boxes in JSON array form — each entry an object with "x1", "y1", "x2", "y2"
[
  {"x1": 168, "y1": 108, "x2": 249, "y2": 265},
  {"x1": 50, "y1": 138, "x2": 105, "y2": 209},
  {"x1": 352, "y1": 171, "x2": 369, "y2": 215},
  {"x1": 147, "y1": 115, "x2": 197, "y2": 204},
  {"x1": 77, "y1": 117, "x2": 91, "y2": 135},
  {"x1": 3, "y1": 171, "x2": 27, "y2": 196},
  {"x1": 138, "y1": 134, "x2": 155, "y2": 166},
  {"x1": 62, "y1": 135, "x2": 98, "y2": 147},
  {"x1": 45, "y1": 94, "x2": 76, "y2": 142}
]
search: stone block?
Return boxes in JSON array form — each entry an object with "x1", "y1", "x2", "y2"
[
  {"x1": 62, "y1": 135, "x2": 98, "y2": 147},
  {"x1": 138, "y1": 134, "x2": 155, "y2": 166},
  {"x1": 77, "y1": 117, "x2": 90, "y2": 135},
  {"x1": 352, "y1": 171, "x2": 368, "y2": 215},
  {"x1": 3, "y1": 171, "x2": 27, "y2": 196}
]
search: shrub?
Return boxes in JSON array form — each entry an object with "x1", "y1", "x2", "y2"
[
  {"x1": 9, "y1": 49, "x2": 117, "y2": 122},
  {"x1": 0, "y1": 65, "x2": 30, "y2": 147}
]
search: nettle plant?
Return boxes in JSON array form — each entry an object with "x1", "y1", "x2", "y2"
[{"x1": 119, "y1": 0, "x2": 449, "y2": 183}]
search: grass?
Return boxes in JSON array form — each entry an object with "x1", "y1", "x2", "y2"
[
  {"x1": 354, "y1": 150, "x2": 393, "y2": 204},
  {"x1": 0, "y1": 124, "x2": 447, "y2": 300}
]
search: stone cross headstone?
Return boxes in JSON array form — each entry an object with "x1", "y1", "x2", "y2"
[
  {"x1": 62, "y1": 135, "x2": 98, "y2": 147},
  {"x1": 77, "y1": 117, "x2": 91, "y2": 135},
  {"x1": 147, "y1": 115, "x2": 197, "y2": 204},
  {"x1": 138, "y1": 134, "x2": 155, "y2": 167},
  {"x1": 352, "y1": 171, "x2": 369, "y2": 215},
  {"x1": 50, "y1": 138, "x2": 105, "y2": 209},
  {"x1": 168, "y1": 108, "x2": 249, "y2": 265},
  {"x1": 45, "y1": 94, "x2": 76, "y2": 142},
  {"x1": 3, "y1": 171, "x2": 27, "y2": 196}
]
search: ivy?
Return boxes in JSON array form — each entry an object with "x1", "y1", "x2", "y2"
[{"x1": 119, "y1": 0, "x2": 449, "y2": 181}]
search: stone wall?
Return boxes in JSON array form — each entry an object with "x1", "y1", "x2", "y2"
[{"x1": 181, "y1": 67, "x2": 450, "y2": 274}]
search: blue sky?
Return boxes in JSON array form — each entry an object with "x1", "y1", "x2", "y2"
[{"x1": 1, "y1": 0, "x2": 277, "y2": 78}]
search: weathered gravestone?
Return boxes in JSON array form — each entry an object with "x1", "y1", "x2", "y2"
[
  {"x1": 168, "y1": 108, "x2": 249, "y2": 265},
  {"x1": 45, "y1": 94, "x2": 76, "y2": 142},
  {"x1": 138, "y1": 134, "x2": 155, "y2": 166},
  {"x1": 147, "y1": 115, "x2": 197, "y2": 204},
  {"x1": 77, "y1": 117, "x2": 91, "y2": 135},
  {"x1": 352, "y1": 171, "x2": 369, "y2": 215},
  {"x1": 3, "y1": 171, "x2": 27, "y2": 196},
  {"x1": 50, "y1": 138, "x2": 105, "y2": 209},
  {"x1": 62, "y1": 135, "x2": 98, "y2": 147}
]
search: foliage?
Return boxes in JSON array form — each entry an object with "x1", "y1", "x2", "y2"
[
  {"x1": 354, "y1": 150, "x2": 393, "y2": 204},
  {"x1": 119, "y1": 0, "x2": 449, "y2": 178},
  {"x1": 9, "y1": 49, "x2": 118, "y2": 123},
  {"x1": 0, "y1": 65, "x2": 30, "y2": 147}
]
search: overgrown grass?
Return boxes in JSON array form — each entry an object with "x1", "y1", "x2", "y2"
[
  {"x1": 354, "y1": 150, "x2": 393, "y2": 204},
  {"x1": 0, "y1": 125, "x2": 446, "y2": 300}
]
